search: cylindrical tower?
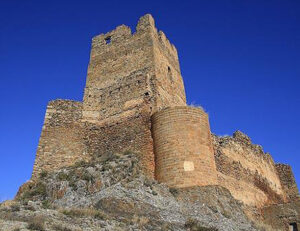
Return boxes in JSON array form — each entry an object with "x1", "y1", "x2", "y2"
[{"x1": 151, "y1": 106, "x2": 217, "y2": 188}]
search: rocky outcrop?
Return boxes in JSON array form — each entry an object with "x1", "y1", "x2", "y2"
[{"x1": 1, "y1": 152, "x2": 259, "y2": 231}]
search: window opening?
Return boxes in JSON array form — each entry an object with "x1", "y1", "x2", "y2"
[
  {"x1": 105, "y1": 36, "x2": 111, "y2": 44},
  {"x1": 167, "y1": 66, "x2": 173, "y2": 83}
]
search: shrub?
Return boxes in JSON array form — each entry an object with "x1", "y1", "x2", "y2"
[
  {"x1": 68, "y1": 180, "x2": 77, "y2": 190},
  {"x1": 32, "y1": 182, "x2": 46, "y2": 197},
  {"x1": 123, "y1": 150, "x2": 133, "y2": 156},
  {"x1": 27, "y1": 216, "x2": 45, "y2": 230},
  {"x1": 39, "y1": 171, "x2": 48, "y2": 178},
  {"x1": 169, "y1": 188, "x2": 179, "y2": 196},
  {"x1": 61, "y1": 208, "x2": 107, "y2": 220},
  {"x1": 10, "y1": 204, "x2": 20, "y2": 212},
  {"x1": 57, "y1": 172, "x2": 71, "y2": 181},
  {"x1": 21, "y1": 182, "x2": 47, "y2": 200},
  {"x1": 52, "y1": 224, "x2": 72, "y2": 231},
  {"x1": 185, "y1": 218, "x2": 218, "y2": 231},
  {"x1": 82, "y1": 171, "x2": 94, "y2": 182},
  {"x1": 42, "y1": 200, "x2": 51, "y2": 209},
  {"x1": 24, "y1": 205, "x2": 35, "y2": 211},
  {"x1": 74, "y1": 160, "x2": 88, "y2": 168},
  {"x1": 131, "y1": 215, "x2": 150, "y2": 227}
]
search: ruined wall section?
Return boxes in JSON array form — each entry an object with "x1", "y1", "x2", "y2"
[
  {"x1": 32, "y1": 100, "x2": 88, "y2": 179},
  {"x1": 262, "y1": 200, "x2": 300, "y2": 231},
  {"x1": 275, "y1": 164, "x2": 300, "y2": 202},
  {"x1": 213, "y1": 131, "x2": 286, "y2": 207},
  {"x1": 152, "y1": 106, "x2": 217, "y2": 188}
]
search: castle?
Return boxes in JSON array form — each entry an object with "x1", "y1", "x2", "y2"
[{"x1": 32, "y1": 14, "x2": 299, "y2": 221}]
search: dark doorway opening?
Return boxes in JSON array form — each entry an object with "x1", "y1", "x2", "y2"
[{"x1": 290, "y1": 223, "x2": 298, "y2": 231}]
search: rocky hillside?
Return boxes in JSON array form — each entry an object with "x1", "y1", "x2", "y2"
[{"x1": 0, "y1": 151, "x2": 260, "y2": 231}]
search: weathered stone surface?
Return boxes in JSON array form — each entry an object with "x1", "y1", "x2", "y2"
[
  {"x1": 262, "y1": 200, "x2": 300, "y2": 231},
  {"x1": 275, "y1": 163, "x2": 300, "y2": 202},
  {"x1": 20, "y1": 14, "x2": 299, "y2": 230},
  {"x1": 152, "y1": 106, "x2": 217, "y2": 188},
  {"x1": 213, "y1": 132, "x2": 287, "y2": 207},
  {"x1": 8, "y1": 152, "x2": 258, "y2": 231}
]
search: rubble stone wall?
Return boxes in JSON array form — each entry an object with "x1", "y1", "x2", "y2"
[
  {"x1": 262, "y1": 200, "x2": 300, "y2": 231},
  {"x1": 32, "y1": 100, "x2": 88, "y2": 179},
  {"x1": 275, "y1": 164, "x2": 300, "y2": 202},
  {"x1": 213, "y1": 131, "x2": 286, "y2": 207},
  {"x1": 83, "y1": 106, "x2": 155, "y2": 177},
  {"x1": 32, "y1": 101, "x2": 155, "y2": 179},
  {"x1": 152, "y1": 106, "x2": 218, "y2": 188}
]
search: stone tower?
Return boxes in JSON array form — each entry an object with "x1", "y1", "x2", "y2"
[
  {"x1": 81, "y1": 14, "x2": 187, "y2": 177},
  {"x1": 32, "y1": 14, "x2": 218, "y2": 187},
  {"x1": 82, "y1": 14, "x2": 186, "y2": 122}
]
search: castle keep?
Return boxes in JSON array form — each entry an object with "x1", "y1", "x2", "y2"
[{"x1": 32, "y1": 14, "x2": 299, "y2": 220}]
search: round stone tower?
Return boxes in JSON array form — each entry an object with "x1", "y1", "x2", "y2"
[{"x1": 151, "y1": 106, "x2": 218, "y2": 188}]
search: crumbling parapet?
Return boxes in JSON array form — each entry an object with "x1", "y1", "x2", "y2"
[
  {"x1": 275, "y1": 163, "x2": 300, "y2": 202},
  {"x1": 213, "y1": 131, "x2": 287, "y2": 207}
]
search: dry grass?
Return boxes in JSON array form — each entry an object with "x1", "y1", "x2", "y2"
[
  {"x1": 27, "y1": 216, "x2": 45, "y2": 230},
  {"x1": 185, "y1": 218, "x2": 218, "y2": 231},
  {"x1": 61, "y1": 208, "x2": 107, "y2": 220},
  {"x1": 52, "y1": 223, "x2": 72, "y2": 231},
  {"x1": 131, "y1": 215, "x2": 150, "y2": 227}
]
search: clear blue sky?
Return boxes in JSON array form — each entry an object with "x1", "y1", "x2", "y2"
[{"x1": 0, "y1": 0, "x2": 299, "y2": 201}]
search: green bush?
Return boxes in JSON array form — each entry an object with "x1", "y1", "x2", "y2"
[
  {"x1": 42, "y1": 200, "x2": 51, "y2": 209},
  {"x1": 57, "y1": 172, "x2": 71, "y2": 181},
  {"x1": 39, "y1": 170, "x2": 48, "y2": 178},
  {"x1": 22, "y1": 182, "x2": 47, "y2": 200}
]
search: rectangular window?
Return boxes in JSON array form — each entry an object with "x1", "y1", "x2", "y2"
[{"x1": 105, "y1": 36, "x2": 111, "y2": 44}]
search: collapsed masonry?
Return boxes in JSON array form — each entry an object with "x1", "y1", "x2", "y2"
[{"x1": 31, "y1": 14, "x2": 299, "y2": 230}]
